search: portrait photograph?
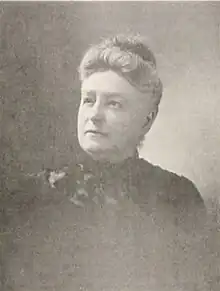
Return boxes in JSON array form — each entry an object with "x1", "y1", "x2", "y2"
[{"x1": 0, "y1": 2, "x2": 219, "y2": 290}]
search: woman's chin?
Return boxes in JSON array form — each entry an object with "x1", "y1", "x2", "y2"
[
  {"x1": 81, "y1": 144, "x2": 107, "y2": 158},
  {"x1": 81, "y1": 144, "x2": 119, "y2": 162}
]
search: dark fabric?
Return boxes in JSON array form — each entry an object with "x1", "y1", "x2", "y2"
[{"x1": 3, "y1": 157, "x2": 213, "y2": 291}]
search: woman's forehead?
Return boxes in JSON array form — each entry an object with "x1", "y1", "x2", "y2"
[
  {"x1": 81, "y1": 71, "x2": 138, "y2": 94},
  {"x1": 81, "y1": 71, "x2": 150, "y2": 102}
]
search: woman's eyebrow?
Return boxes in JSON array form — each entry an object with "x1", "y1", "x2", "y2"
[
  {"x1": 81, "y1": 89, "x2": 95, "y2": 94},
  {"x1": 105, "y1": 92, "x2": 122, "y2": 97},
  {"x1": 101, "y1": 92, "x2": 127, "y2": 100},
  {"x1": 82, "y1": 90, "x2": 125, "y2": 99},
  {"x1": 80, "y1": 91, "x2": 129, "y2": 107}
]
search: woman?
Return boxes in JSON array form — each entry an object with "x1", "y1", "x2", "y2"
[{"x1": 5, "y1": 34, "x2": 211, "y2": 291}]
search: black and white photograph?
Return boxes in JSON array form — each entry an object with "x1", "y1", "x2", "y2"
[{"x1": 0, "y1": 2, "x2": 219, "y2": 290}]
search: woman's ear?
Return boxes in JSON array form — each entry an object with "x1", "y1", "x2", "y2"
[{"x1": 142, "y1": 107, "x2": 158, "y2": 134}]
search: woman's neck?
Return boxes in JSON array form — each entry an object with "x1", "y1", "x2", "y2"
[{"x1": 84, "y1": 149, "x2": 139, "y2": 165}]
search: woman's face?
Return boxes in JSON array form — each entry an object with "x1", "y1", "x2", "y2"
[{"x1": 77, "y1": 70, "x2": 155, "y2": 162}]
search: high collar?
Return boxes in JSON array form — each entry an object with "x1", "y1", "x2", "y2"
[{"x1": 78, "y1": 151, "x2": 140, "y2": 179}]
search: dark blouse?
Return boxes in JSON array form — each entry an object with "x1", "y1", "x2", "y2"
[{"x1": 2, "y1": 156, "x2": 213, "y2": 291}]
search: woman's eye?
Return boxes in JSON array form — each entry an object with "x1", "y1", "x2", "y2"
[
  {"x1": 108, "y1": 100, "x2": 122, "y2": 109},
  {"x1": 83, "y1": 97, "x2": 94, "y2": 105}
]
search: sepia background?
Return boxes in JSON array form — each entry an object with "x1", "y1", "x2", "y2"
[{"x1": 1, "y1": 2, "x2": 220, "y2": 208}]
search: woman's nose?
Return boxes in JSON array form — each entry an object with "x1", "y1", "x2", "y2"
[{"x1": 90, "y1": 102, "x2": 104, "y2": 122}]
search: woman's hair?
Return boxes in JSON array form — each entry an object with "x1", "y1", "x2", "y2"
[{"x1": 78, "y1": 34, "x2": 163, "y2": 106}]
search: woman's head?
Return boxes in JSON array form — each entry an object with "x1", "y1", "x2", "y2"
[
  {"x1": 77, "y1": 34, "x2": 163, "y2": 162},
  {"x1": 78, "y1": 34, "x2": 163, "y2": 105}
]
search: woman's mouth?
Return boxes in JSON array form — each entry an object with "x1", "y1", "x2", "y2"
[{"x1": 85, "y1": 130, "x2": 107, "y2": 137}]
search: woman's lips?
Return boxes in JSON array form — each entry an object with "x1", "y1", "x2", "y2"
[{"x1": 85, "y1": 130, "x2": 107, "y2": 136}]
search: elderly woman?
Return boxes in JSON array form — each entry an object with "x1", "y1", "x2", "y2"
[{"x1": 5, "y1": 35, "x2": 211, "y2": 291}]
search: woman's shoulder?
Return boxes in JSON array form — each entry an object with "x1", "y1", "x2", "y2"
[
  {"x1": 4, "y1": 165, "x2": 82, "y2": 226},
  {"x1": 137, "y1": 158, "x2": 207, "y2": 227},
  {"x1": 138, "y1": 158, "x2": 204, "y2": 205}
]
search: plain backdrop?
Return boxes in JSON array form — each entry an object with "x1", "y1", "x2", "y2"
[{"x1": 1, "y1": 2, "x2": 220, "y2": 202}]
